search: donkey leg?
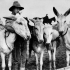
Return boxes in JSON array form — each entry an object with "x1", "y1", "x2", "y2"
[
  {"x1": 66, "y1": 50, "x2": 69, "y2": 66},
  {"x1": 20, "y1": 41, "x2": 27, "y2": 70},
  {"x1": 53, "y1": 47, "x2": 56, "y2": 70},
  {"x1": 48, "y1": 50, "x2": 52, "y2": 70},
  {"x1": 26, "y1": 41, "x2": 29, "y2": 60},
  {"x1": 8, "y1": 53, "x2": 12, "y2": 70},
  {"x1": 35, "y1": 53, "x2": 39, "y2": 70},
  {"x1": 26, "y1": 41, "x2": 29, "y2": 64},
  {"x1": 1, "y1": 52, "x2": 6, "y2": 70},
  {"x1": 40, "y1": 51, "x2": 44, "y2": 70}
]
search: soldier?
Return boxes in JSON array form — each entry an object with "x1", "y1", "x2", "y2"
[
  {"x1": 9, "y1": 1, "x2": 24, "y2": 16},
  {"x1": 8, "y1": 1, "x2": 27, "y2": 70}
]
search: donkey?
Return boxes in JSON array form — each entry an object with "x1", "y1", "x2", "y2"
[
  {"x1": 27, "y1": 17, "x2": 45, "y2": 70},
  {"x1": 0, "y1": 20, "x2": 16, "y2": 70},
  {"x1": 53, "y1": 7, "x2": 70, "y2": 66},
  {"x1": 1, "y1": 16, "x2": 31, "y2": 70},
  {"x1": 43, "y1": 23, "x2": 59, "y2": 70}
]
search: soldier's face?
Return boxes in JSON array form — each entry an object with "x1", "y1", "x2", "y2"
[{"x1": 13, "y1": 8, "x2": 20, "y2": 14}]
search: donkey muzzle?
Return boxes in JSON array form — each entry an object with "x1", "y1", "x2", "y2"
[
  {"x1": 39, "y1": 40, "x2": 44, "y2": 43},
  {"x1": 59, "y1": 31, "x2": 63, "y2": 35},
  {"x1": 27, "y1": 36, "x2": 31, "y2": 40}
]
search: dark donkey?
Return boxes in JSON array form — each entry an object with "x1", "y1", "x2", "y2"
[
  {"x1": 53, "y1": 7, "x2": 70, "y2": 66},
  {"x1": 27, "y1": 17, "x2": 45, "y2": 70}
]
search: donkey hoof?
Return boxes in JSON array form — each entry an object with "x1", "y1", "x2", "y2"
[
  {"x1": 20, "y1": 67, "x2": 25, "y2": 70},
  {"x1": 53, "y1": 67, "x2": 56, "y2": 70},
  {"x1": 2, "y1": 67, "x2": 5, "y2": 70}
]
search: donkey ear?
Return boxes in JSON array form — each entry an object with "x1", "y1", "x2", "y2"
[
  {"x1": 28, "y1": 19, "x2": 34, "y2": 26},
  {"x1": 53, "y1": 7, "x2": 59, "y2": 17},
  {"x1": 64, "y1": 8, "x2": 70, "y2": 16}
]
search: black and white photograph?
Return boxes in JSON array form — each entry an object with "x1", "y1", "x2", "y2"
[{"x1": 0, "y1": 0, "x2": 70, "y2": 70}]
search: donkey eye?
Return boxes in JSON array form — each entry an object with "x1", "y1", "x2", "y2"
[
  {"x1": 51, "y1": 32, "x2": 53, "y2": 34},
  {"x1": 64, "y1": 21, "x2": 66, "y2": 23},
  {"x1": 44, "y1": 33, "x2": 46, "y2": 35},
  {"x1": 57, "y1": 21, "x2": 59, "y2": 23},
  {"x1": 18, "y1": 22, "x2": 23, "y2": 25},
  {"x1": 35, "y1": 27, "x2": 38, "y2": 30}
]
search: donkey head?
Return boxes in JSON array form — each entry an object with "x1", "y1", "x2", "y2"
[
  {"x1": 4, "y1": 17, "x2": 31, "y2": 40},
  {"x1": 53, "y1": 7, "x2": 70, "y2": 35},
  {"x1": 30, "y1": 17, "x2": 44, "y2": 43},
  {"x1": 44, "y1": 24, "x2": 53, "y2": 44},
  {"x1": 14, "y1": 17, "x2": 31, "y2": 40}
]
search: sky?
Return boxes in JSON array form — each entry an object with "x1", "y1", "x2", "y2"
[{"x1": 0, "y1": 0, "x2": 70, "y2": 23}]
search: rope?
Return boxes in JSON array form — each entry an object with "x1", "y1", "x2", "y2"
[{"x1": 4, "y1": 30, "x2": 12, "y2": 51}]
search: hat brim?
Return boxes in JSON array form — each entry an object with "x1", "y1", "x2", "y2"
[{"x1": 9, "y1": 6, "x2": 24, "y2": 11}]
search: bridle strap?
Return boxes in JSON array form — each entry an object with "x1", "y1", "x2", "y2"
[
  {"x1": 5, "y1": 31, "x2": 12, "y2": 51},
  {"x1": 62, "y1": 27, "x2": 68, "y2": 36}
]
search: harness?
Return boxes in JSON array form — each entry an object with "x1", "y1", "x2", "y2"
[
  {"x1": 4, "y1": 30, "x2": 12, "y2": 51},
  {"x1": 4, "y1": 17, "x2": 16, "y2": 51},
  {"x1": 0, "y1": 24, "x2": 12, "y2": 52}
]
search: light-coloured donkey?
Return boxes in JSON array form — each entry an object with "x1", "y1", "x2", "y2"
[
  {"x1": 43, "y1": 23, "x2": 59, "y2": 70},
  {"x1": 0, "y1": 16, "x2": 31, "y2": 70},
  {"x1": 53, "y1": 7, "x2": 70, "y2": 66}
]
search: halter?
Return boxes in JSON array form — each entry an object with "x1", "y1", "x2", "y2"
[{"x1": 61, "y1": 27, "x2": 68, "y2": 36}]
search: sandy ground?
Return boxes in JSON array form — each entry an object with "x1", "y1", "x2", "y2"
[{"x1": 0, "y1": 40, "x2": 67, "y2": 70}]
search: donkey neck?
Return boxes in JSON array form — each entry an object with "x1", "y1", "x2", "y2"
[
  {"x1": 0, "y1": 29, "x2": 5, "y2": 37},
  {"x1": 63, "y1": 28, "x2": 70, "y2": 46},
  {"x1": 31, "y1": 35, "x2": 43, "y2": 45},
  {"x1": 0, "y1": 25, "x2": 5, "y2": 31},
  {"x1": 31, "y1": 34, "x2": 37, "y2": 41},
  {"x1": 62, "y1": 27, "x2": 68, "y2": 36}
]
